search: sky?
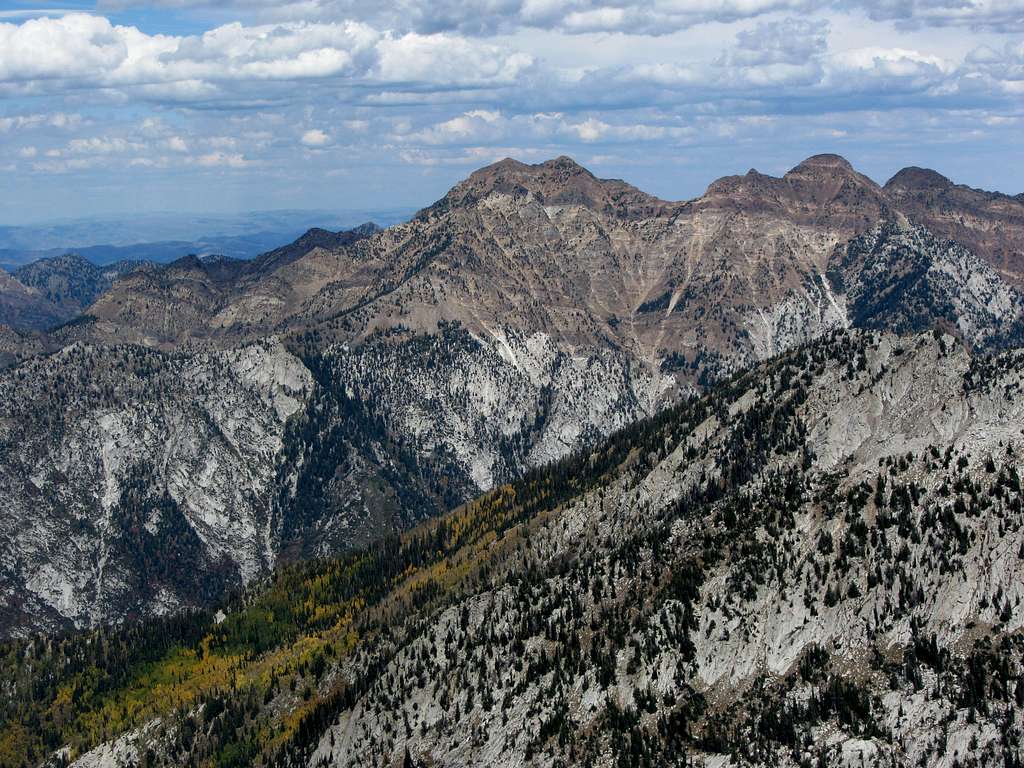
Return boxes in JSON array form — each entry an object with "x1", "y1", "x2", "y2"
[{"x1": 0, "y1": 1, "x2": 1022, "y2": 224}]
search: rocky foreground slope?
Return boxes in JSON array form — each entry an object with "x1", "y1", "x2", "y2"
[
  {"x1": 4, "y1": 330, "x2": 1023, "y2": 768},
  {"x1": 1, "y1": 156, "x2": 1024, "y2": 639},
  {"x1": 302, "y1": 329, "x2": 1024, "y2": 768}
]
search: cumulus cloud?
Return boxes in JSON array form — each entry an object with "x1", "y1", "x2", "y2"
[
  {"x1": 67, "y1": 136, "x2": 145, "y2": 154},
  {"x1": 838, "y1": 50, "x2": 947, "y2": 93},
  {"x1": 853, "y1": 0, "x2": 1024, "y2": 32},
  {"x1": 95, "y1": 0, "x2": 1024, "y2": 35},
  {"x1": 2, "y1": 7, "x2": 1018, "y2": 119},
  {"x1": 730, "y1": 18, "x2": 830, "y2": 66},
  {"x1": 966, "y1": 39, "x2": 1024, "y2": 86},
  {"x1": 301, "y1": 128, "x2": 333, "y2": 146},
  {"x1": 0, "y1": 13, "x2": 535, "y2": 99},
  {"x1": 195, "y1": 151, "x2": 250, "y2": 167},
  {"x1": 401, "y1": 109, "x2": 689, "y2": 147},
  {"x1": 0, "y1": 14, "x2": 136, "y2": 83},
  {"x1": 97, "y1": 0, "x2": 820, "y2": 36},
  {"x1": 166, "y1": 136, "x2": 189, "y2": 152},
  {"x1": 0, "y1": 111, "x2": 82, "y2": 132},
  {"x1": 375, "y1": 34, "x2": 534, "y2": 84},
  {"x1": 405, "y1": 110, "x2": 503, "y2": 144}
]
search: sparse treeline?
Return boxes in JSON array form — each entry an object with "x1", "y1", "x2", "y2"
[{"x1": 2, "y1": 329, "x2": 1024, "y2": 768}]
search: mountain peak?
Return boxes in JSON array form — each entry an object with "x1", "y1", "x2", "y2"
[
  {"x1": 785, "y1": 153, "x2": 859, "y2": 179},
  {"x1": 884, "y1": 166, "x2": 954, "y2": 192},
  {"x1": 294, "y1": 222, "x2": 380, "y2": 245},
  {"x1": 541, "y1": 155, "x2": 590, "y2": 173},
  {"x1": 427, "y1": 155, "x2": 667, "y2": 219},
  {"x1": 246, "y1": 221, "x2": 381, "y2": 277},
  {"x1": 12, "y1": 252, "x2": 98, "y2": 280},
  {"x1": 780, "y1": 153, "x2": 884, "y2": 203},
  {"x1": 348, "y1": 221, "x2": 382, "y2": 237},
  {"x1": 464, "y1": 154, "x2": 595, "y2": 191},
  {"x1": 701, "y1": 153, "x2": 885, "y2": 231},
  {"x1": 471, "y1": 154, "x2": 590, "y2": 179}
]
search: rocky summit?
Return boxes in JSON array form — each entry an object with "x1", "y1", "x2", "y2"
[{"x1": 0, "y1": 155, "x2": 1023, "y2": 768}]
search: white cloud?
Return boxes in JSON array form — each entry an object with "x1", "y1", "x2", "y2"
[
  {"x1": 0, "y1": 13, "x2": 535, "y2": 99},
  {"x1": 729, "y1": 18, "x2": 830, "y2": 66},
  {"x1": 0, "y1": 7, "x2": 1017, "y2": 123},
  {"x1": 195, "y1": 151, "x2": 250, "y2": 167},
  {"x1": 402, "y1": 109, "x2": 686, "y2": 147},
  {"x1": 854, "y1": 0, "x2": 1024, "y2": 32},
  {"x1": 94, "y1": 0, "x2": 1024, "y2": 35},
  {"x1": 822, "y1": 45, "x2": 956, "y2": 96},
  {"x1": 375, "y1": 33, "x2": 534, "y2": 84},
  {"x1": 573, "y1": 117, "x2": 606, "y2": 141},
  {"x1": 94, "y1": 0, "x2": 827, "y2": 36},
  {"x1": 0, "y1": 14, "x2": 134, "y2": 83},
  {"x1": 966, "y1": 40, "x2": 1024, "y2": 84},
  {"x1": 406, "y1": 110, "x2": 503, "y2": 144},
  {"x1": 67, "y1": 136, "x2": 144, "y2": 154},
  {"x1": 166, "y1": 135, "x2": 189, "y2": 152},
  {"x1": 208, "y1": 135, "x2": 241, "y2": 148},
  {"x1": 0, "y1": 111, "x2": 81, "y2": 132},
  {"x1": 301, "y1": 128, "x2": 332, "y2": 146},
  {"x1": 830, "y1": 46, "x2": 953, "y2": 77}
]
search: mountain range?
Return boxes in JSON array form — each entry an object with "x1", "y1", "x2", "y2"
[
  {"x1": 0, "y1": 209, "x2": 414, "y2": 268},
  {"x1": 0, "y1": 153, "x2": 1023, "y2": 768},
  {"x1": 3, "y1": 154, "x2": 1024, "y2": 636}
]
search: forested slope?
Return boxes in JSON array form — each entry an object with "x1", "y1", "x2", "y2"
[{"x1": 3, "y1": 329, "x2": 1023, "y2": 768}]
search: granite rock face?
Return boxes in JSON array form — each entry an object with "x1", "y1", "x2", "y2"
[
  {"x1": 57, "y1": 331, "x2": 1024, "y2": 768},
  {"x1": 304, "y1": 331, "x2": 1024, "y2": 768},
  {"x1": 0, "y1": 340, "x2": 312, "y2": 635}
]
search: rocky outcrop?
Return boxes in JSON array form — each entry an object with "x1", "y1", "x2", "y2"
[
  {"x1": 0, "y1": 340, "x2": 312, "y2": 635},
  {"x1": 830, "y1": 221, "x2": 1024, "y2": 350},
  {"x1": 304, "y1": 331, "x2": 1024, "y2": 768}
]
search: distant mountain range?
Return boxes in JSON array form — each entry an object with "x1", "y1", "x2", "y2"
[
  {"x1": 1, "y1": 154, "x2": 1024, "y2": 768},
  {"x1": 0, "y1": 208, "x2": 413, "y2": 273},
  {"x1": 0, "y1": 212, "x2": 404, "y2": 333}
]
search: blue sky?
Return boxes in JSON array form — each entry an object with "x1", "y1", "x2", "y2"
[{"x1": 0, "y1": 0, "x2": 1022, "y2": 223}]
